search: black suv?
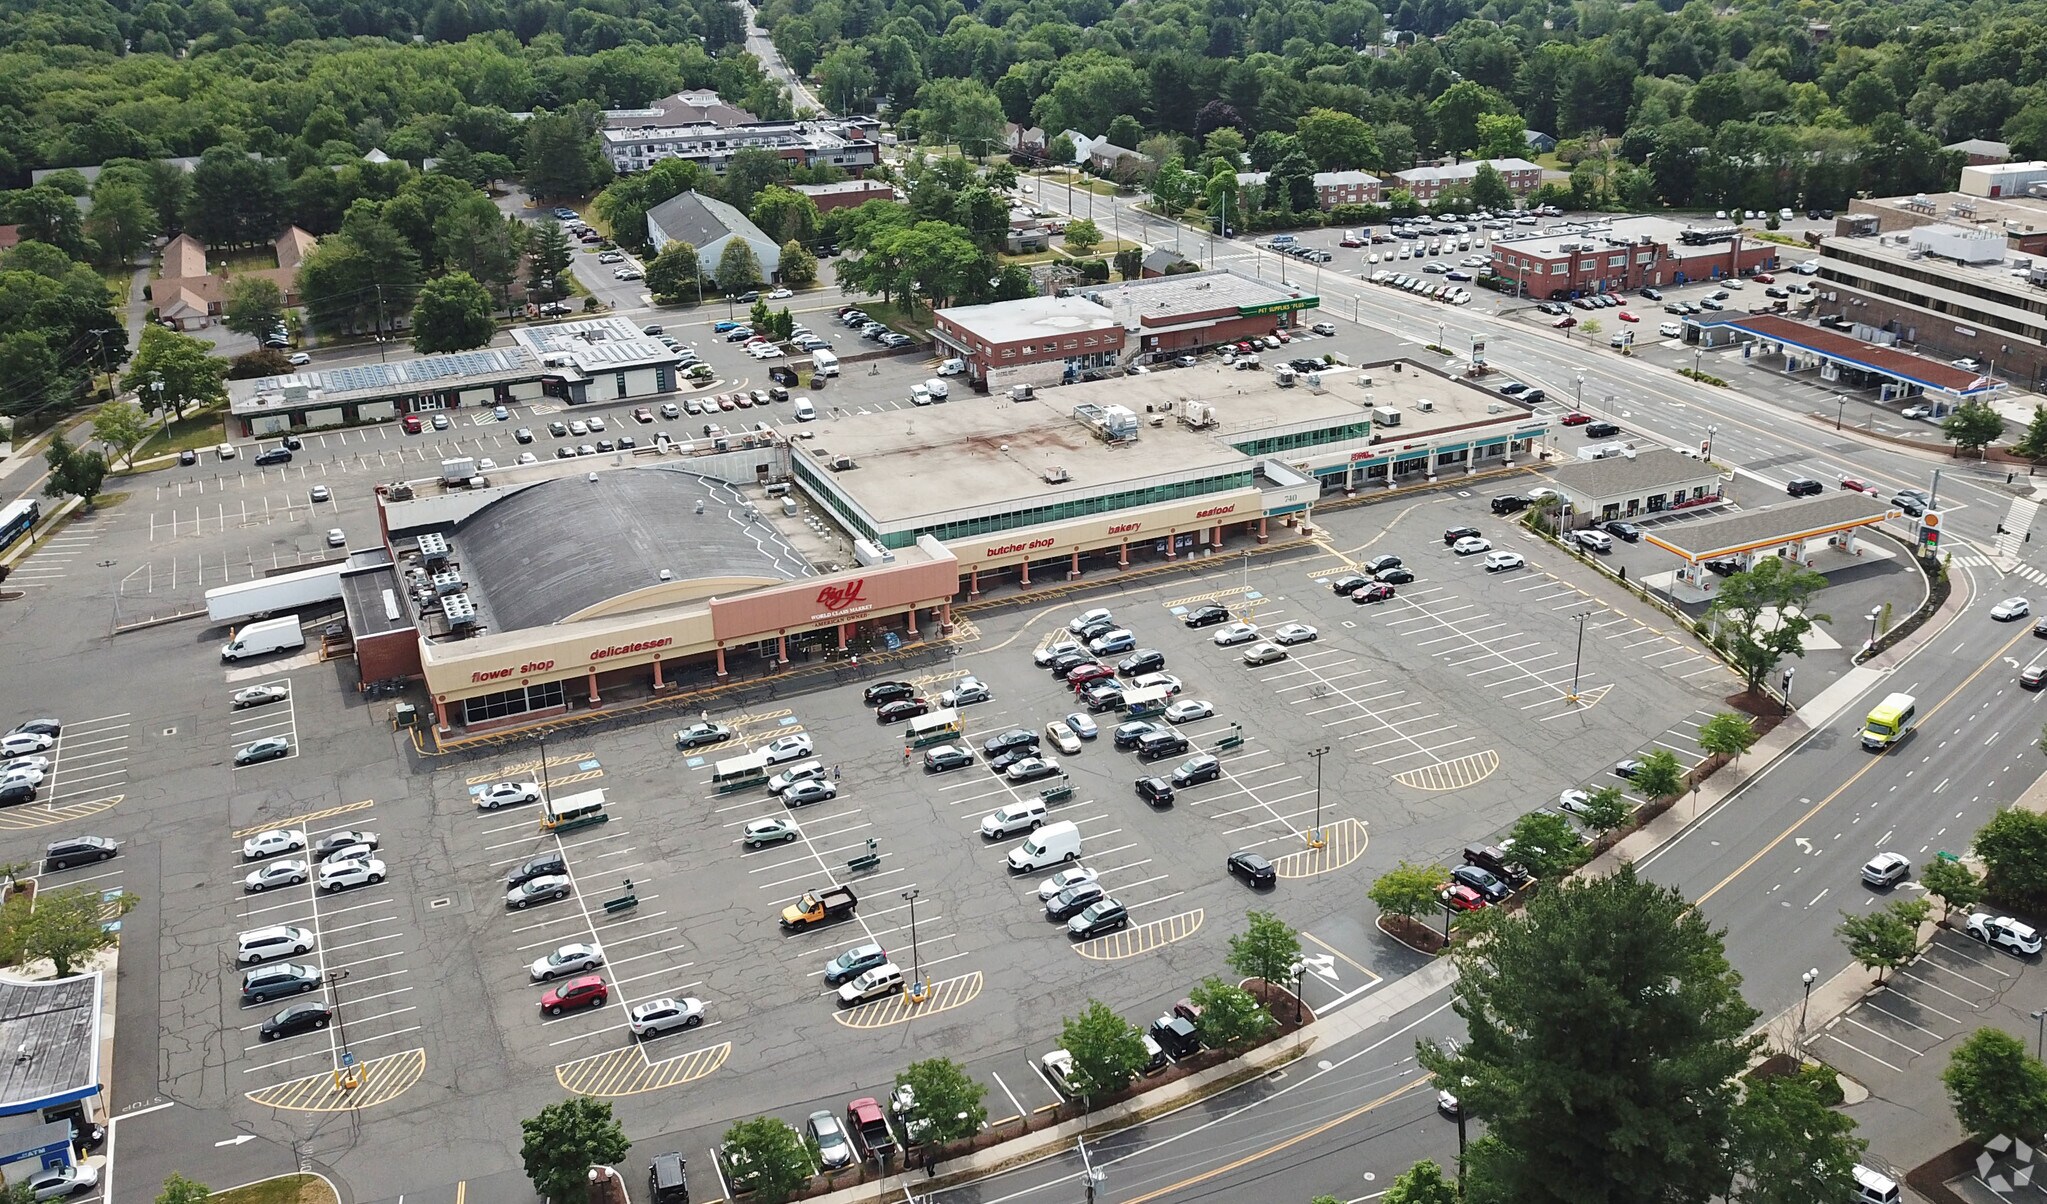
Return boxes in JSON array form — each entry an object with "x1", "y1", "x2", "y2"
[
  {"x1": 1491, "y1": 495, "x2": 1531, "y2": 515},
  {"x1": 1226, "y1": 851, "x2": 1277, "y2": 887},
  {"x1": 1136, "y1": 776, "x2": 1175, "y2": 807},
  {"x1": 1786, "y1": 478, "x2": 1823, "y2": 497},
  {"x1": 1137, "y1": 731, "x2": 1190, "y2": 761},
  {"x1": 1183, "y1": 603, "x2": 1231, "y2": 628},
  {"x1": 254, "y1": 447, "x2": 293, "y2": 466},
  {"x1": 1118, "y1": 649, "x2": 1166, "y2": 676},
  {"x1": 44, "y1": 836, "x2": 117, "y2": 871},
  {"x1": 507, "y1": 851, "x2": 567, "y2": 889},
  {"x1": 864, "y1": 680, "x2": 916, "y2": 706},
  {"x1": 1442, "y1": 526, "x2": 1481, "y2": 546}
]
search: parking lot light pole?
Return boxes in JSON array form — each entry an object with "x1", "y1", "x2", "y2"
[
  {"x1": 1865, "y1": 610, "x2": 1880, "y2": 656},
  {"x1": 1837, "y1": 395, "x2": 1848, "y2": 430},
  {"x1": 535, "y1": 731, "x2": 553, "y2": 802},
  {"x1": 1797, "y1": 966, "x2": 1818, "y2": 1052},
  {"x1": 902, "y1": 888, "x2": 927, "y2": 1002},
  {"x1": 1307, "y1": 746, "x2": 1330, "y2": 849},
  {"x1": 1565, "y1": 609, "x2": 1596, "y2": 703},
  {"x1": 2032, "y1": 1009, "x2": 2044, "y2": 1060},
  {"x1": 1704, "y1": 424, "x2": 1718, "y2": 462},
  {"x1": 1573, "y1": 373, "x2": 1584, "y2": 414}
]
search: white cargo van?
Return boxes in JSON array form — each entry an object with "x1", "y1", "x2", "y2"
[
  {"x1": 923, "y1": 377, "x2": 950, "y2": 400},
  {"x1": 811, "y1": 349, "x2": 840, "y2": 377},
  {"x1": 793, "y1": 397, "x2": 816, "y2": 422},
  {"x1": 221, "y1": 615, "x2": 306, "y2": 662},
  {"x1": 1008, "y1": 819, "x2": 1081, "y2": 871}
]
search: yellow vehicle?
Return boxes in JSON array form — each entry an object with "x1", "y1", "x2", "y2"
[{"x1": 1861, "y1": 693, "x2": 1917, "y2": 751}]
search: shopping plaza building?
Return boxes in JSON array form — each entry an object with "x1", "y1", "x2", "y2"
[{"x1": 349, "y1": 358, "x2": 1548, "y2": 732}]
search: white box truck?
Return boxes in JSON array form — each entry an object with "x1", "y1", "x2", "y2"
[
  {"x1": 811, "y1": 350, "x2": 840, "y2": 377},
  {"x1": 221, "y1": 615, "x2": 307, "y2": 662}
]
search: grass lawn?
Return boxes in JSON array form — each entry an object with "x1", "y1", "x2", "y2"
[
  {"x1": 1067, "y1": 238, "x2": 1139, "y2": 256},
  {"x1": 127, "y1": 404, "x2": 226, "y2": 461},
  {"x1": 849, "y1": 298, "x2": 933, "y2": 338},
  {"x1": 212, "y1": 1174, "x2": 340, "y2": 1204},
  {"x1": 1038, "y1": 170, "x2": 1116, "y2": 196}
]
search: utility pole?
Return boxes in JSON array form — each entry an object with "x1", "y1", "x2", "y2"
[
  {"x1": 1076, "y1": 1135, "x2": 1104, "y2": 1204},
  {"x1": 374, "y1": 282, "x2": 389, "y2": 362}
]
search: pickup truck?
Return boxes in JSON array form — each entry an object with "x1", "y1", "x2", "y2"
[
  {"x1": 780, "y1": 886, "x2": 858, "y2": 929},
  {"x1": 848, "y1": 1097, "x2": 896, "y2": 1162}
]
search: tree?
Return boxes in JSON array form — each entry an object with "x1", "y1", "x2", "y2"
[
  {"x1": 1470, "y1": 162, "x2": 1514, "y2": 213},
  {"x1": 817, "y1": 45, "x2": 877, "y2": 115},
  {"x1": 1698, "y1": 712, "x2": 1758, "y2": 766},
  {"x1": 1504, "y1": 810, "x2": 1585, "y2": 883},
  {"x1": 723, "y1": 151, "x2": 793, "y2": 217},
  {"x1": 1578, "y1": 786, "x2": 1632, "y2": 836},
  {"x1": 1186, "y1": 975, "x2": 1273, "y2": 1050},
  {"x1": 229, "y1": 350, "x2": 293, "y2": 380},
  {"x1": 437, "y1": 199, "x2": 525, "y2": 310},
  {"x1": 526, "y1": 219, "x2": 575, "y2": 298},
  {"x1": 895, "y1": 1057, "x2": 988, "y2": 1144},
  {"x1": 750, "y1": 187, "x2": 821, "y2": 248},
  {"x1": 2010, "y1": 406, "x2": 2047, "y2": 472},
  {"x1": 1835, "y1": 899, "x2": 1929, "y2": 984},
  {"x1": 18, "y1": 887, "x2": 136, "y2": 974},
  {"x1": 412, "y1": 272, "x2": 497, "y2": 353},
  {"x1": 84, "y1": 182, "x2": 158, "y2": 268},
  {"x1": 1431, "y1": 81, "x2": 1514, "y2": 156},
  {"x1": 1226, "y1": 909, "x2": 1301, "y2": 987},
  {"x1": 520, "y1": 1096, "x2": 630, "y2": 1204},
  {"x1": 1943, "y1": 1028, "x2": 2047, "y2": 1140},
  {"x1": 1063, "y1": 219, "x2": 1102, "y2": 253},
  {"x1": 1476, "y1": 113, "x2": 1530, "y2": 161},
  {"x1": 721, "y1": 1117, "x2": 811, "y2": 1204},
  {"x1": 1417, "y1": 865, "x2": 1759, "y2": 1204},
  {"x1": 1942, "y1": 399, "x2": 2007, "y2": 456},
  {"x1": 1631, "y1": 748, "x2": 1686, "y2": 802},
  {"x1": 42, "y1": 437, "x2": 108, "y2": 510},
  {"x1": 1974, "y1": 807, "x2": 2047, "y2": 908},
  {"x1": 1729, "y1": 1074, "x2": 1866, "y2": 1204},
  {"x1": 522, "y1": 110, "x2": 601, "y2": 199},
  {"x1": 92, "y1": 400, "x2": 150, "y2": 468},
  {"x1": 1371, "y1": 860, "x2": 1449, "y2": 921},
  {"x1": 154, "y1": 1173, "x2": 210, "y2": 1204},
  {"x1": 1060, "y1": 999, "x2": 1149, "y2": 1099},
  {"x1": 1048, "y1": 133, "x2": 1077, "y2": 165},
  {"x1": 223, "y1": 278, "x2": 286, "y2": 339},
  {"x1": 646, "y1": 242, "x2": 703, "y2": 303},
  {"x1": 1578, "y1": 317, "x2": 1602, "y2": 340},
  {"x1": 715, "y1": 240, "x2": 763, "y2": 293},
  {"x1": 1113, "y1": 247, "x2": 1144, "y2": 280},
  {"x1": 1921, "y1": 856, "x2": 1984, "y2": 918},
  {"x1": 120, "y1": 326, "x2": 229, "y2": 419},
  {"x1": 779, "y1": 242, "x2": 818, "y2": 287},
  {"x1": 1383, "y1": 1160, "x2": 1459, "y2": 1204},
  {"x1": 1294, "y1": 108, "x2": 1380, "y2": 171},
  {"x1": 921, "y1": 79, "x2": 1007, "y2": 160},
  {"x1": 1704, "y1": 558, "x2": 1831, "y2": 696}
]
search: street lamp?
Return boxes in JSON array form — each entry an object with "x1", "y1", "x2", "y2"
[
  {"x1": 1836, "y1": 395, "x2": 1848, "y2": 431},
  {"x1": 1573, "y1": 373, "x2": 1584, "y2": 415},
  {"x1": 902, "y1": 887, "x2": 926, "y2": 1001},
  {"x1": 1704, "y1": 424, "x2": 1718, "y2": 462},
  {"x1": 1692, "y1": 346, "x2": 1703, "y2": 380},
  {"x1": 2032, "y1": 1009, "x2": 2044, "y2": 1060},
  {"x1": 1566, "y1": 609, "x2": 1596, "y2": 702},
  {"x1": 1307, "y1": 746, "x2": 1330, "y2": 848},
  {"x1": 1797, "y1": 967, "x2": 1819, "y2": 1051},
  {"x1": 1865, "y1": 610, "x2": 1880, "y2": 656},
  {"x1": 1782, "y1": 666, "x2": 1796, "y2": 715},
  {"x1": 1286, "y1": 960, "x2": 1305, "y2": 1024},
  {"x1": 535, "y1": 731, "x2": 552, "y2": 802}
]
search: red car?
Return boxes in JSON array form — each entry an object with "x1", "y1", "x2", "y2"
[
  {"x1": 1753, "y1": 273, "x2": 1774, "y2": 284},
  {"x1": 1560, "y1": 412, "x2": 1591, "y2": 426},
  {"x1": 1441, "y1": 884, "x2": 1488, "y2": 912},
  {"x1": 1272, "y1": 329, "x2": 1291, "y2": 343},
  {"x1": 633, "y1": 407, "x2": 654, "y2": 423},
  {"x1": 402, "y1": 414, "x2": 423, "y2": 434},
  {"x1": 1840, "y1": 477, "x2": 1872, "y2": 493},
  {"x1": 717, "y1": 394, "x2": 737, "y2": 411},
  {"x1": 1339, "y1": 234, "x2": 1363, "y2": 248},
  {"x1": 1068, "y1": 664, "x2": 1117, "y2": 690},
  {"x1": 1554, "y1": 316, "x2": 1578, "y2": 328},
  {"x1": 541, "y1": 975, "x2": 608, "y2": 1016},
  {"x1": 1616, "y1": 311, "x2": 1638, "y2": 322},
  {"x1": 1353, "y1": 583, "x2": 1396, "y2": 604}
]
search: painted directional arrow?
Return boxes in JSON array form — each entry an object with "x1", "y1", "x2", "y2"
[
  {"x1": 2007, "y1": 657, "x2": 2021, "y2": 669},
  {"x1": 1795, "y1": 837, "x2": 1815, "y2": 854},
  {"x1": 1299, "y1": 952, "x2": 1339, "y2": 983},
  {"x1": 215, "y1": 1135, "x2": 255, "y2": 1147}
]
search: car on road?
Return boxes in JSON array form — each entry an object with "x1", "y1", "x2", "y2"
[
  {"x1": 923, "y1": 743, "x2": 974, "y2": 772},
  {"x1": 1005, "y1": 757, "x2": 1062, "y2": 783},
  {"x1": 317, "y1": 855, "x2": 384, "y2": 892},
  {"x1": 2026, "y1": 665, "x2": 2047, "y2": 690},
  {"x1": 1242, "y1": 642, "x2": 1289, "y2": 666},
  {"x1": 1164, "y1": 699, "x2": 1214, "y2": 723},
  {"x1": 1965, "y1": 912, "x2": 2043, "y2": 955},
  {"x1": 823, "y1": 943, "x2": 891, "y2": 986},
  {"x1": 629, "y1": 996, "x2": 706, "y2": 1039},
  {"x1": 1045, "y1": 723, "x2": 1082, "y2": 755},
  {"x1": 1860, "y1": 852, "x2": 1911, "y2": 888},
  {"x1": 1452, "y1": 535, "x2": 1491, "y2": 555},
  {"x1": 541, "y1": 974, "x2": 608, "y2": 1015},
  {"x1": 1183, "y1": 603, "x2": 1232, "y2": 627},
  {"x1": 477, "y1": 780, "x2": 543, "y2": 810},
  {"x1": 1227, "y1": 851, "x2": 1276, "y2": 887},
  {"x1": 242, "y1": 829, "x2": 307, "y2": 860},
  {"x1": 234, "y1": 736, "x2": 291, "y2": 766},
  {"x1": 507, "y1": 875, "x2": 573, "y2": 909},
  {"x1": 782, "y1": 780, "x2": 838, "y2": 808},
  {"x1": 1483, "y1": 550, "x2": 1525, "y2": 572},
  {"x1": 1994, "y1": 597, "x2": 2032, "y2": 621},
  {"x1": 1212, "y1": 622, "x2": 1260, "y2": 646},
  {"x1": 1272, "y1": 623, "x2": 1318, "y2": 645},
  {"x1": 761, "y1": 733, "x2": 814, "y2": 764},
  {"x1": 532, "y1": 942, "x2": 605, "y2": 981},
  {"x1": 244, "y1": 859, "x2": 309, "y2": 892},
  {"x1": 231, "y1": 682, "x2": 291, "y2": 709},
  {"x1": 1067, "y1": 899, "x2": 1130, "y2": 938},
  {"x1": 259, "y1": 1000, "x2": 334, "y2": 1043},
  {"x1": 43, "y1": 836, "x2": 117, "y2": 872}
]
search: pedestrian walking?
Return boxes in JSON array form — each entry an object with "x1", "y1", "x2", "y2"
[
  {"x1": 700, "y1": 708, "x2": 708, "y2": 724},
  {"x1": 924, "y1": 1149, "x2": 936, "y2": 1178},
  {"x1": 903, "y1": 746, "x2": 911, "y2": 764},
  {"x1": 833, "y1": 765, "x2": 841, "y2": 781}
]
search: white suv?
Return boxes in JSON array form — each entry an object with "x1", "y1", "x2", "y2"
[
  {"x1": 981, "y1": 800, "x2": 1047, "y2": 838},
  {"x1": 1966, "y1": 912, "x2": 2043, "y2": 955},
  {"x1": 237, "y1": 925, "x2": 315, "y2": 965}
]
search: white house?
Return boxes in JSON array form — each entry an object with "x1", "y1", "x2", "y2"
[{"x1": 646, "y1": 190, "x2": 783, "y2": 285}]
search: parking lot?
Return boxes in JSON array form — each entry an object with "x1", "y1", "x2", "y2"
[{"x1": 1811, "y1": 925, "x2": 2033, "y2": 1090}]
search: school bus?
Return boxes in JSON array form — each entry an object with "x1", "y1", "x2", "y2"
[
  {"x1": 712, "y1": 752, "x2": 772, "y2": 792},
  {"x1": 1861, "y1": 693, "x2": 1917, "y2": 752}
]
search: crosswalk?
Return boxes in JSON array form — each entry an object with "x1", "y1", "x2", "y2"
[{"x1": 1952, "y1": 553, "x2": 2047, "y2": 586}]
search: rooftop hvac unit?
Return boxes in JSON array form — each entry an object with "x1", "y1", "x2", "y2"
[
  {"x1": 1416, "y1": 398, "x2": 1435, "y2": 412},
  {"x1": 1043, "y1": 466, "x2": 1071, "y2": 484},
  {"x1": 829, "y1": 455, "x2": 856, "y2": 471},
  {"x1": 443, "y1": 592, "x2": 478, "y2": 626}
]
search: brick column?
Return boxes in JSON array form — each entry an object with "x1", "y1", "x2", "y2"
[
  {"x1": 1068, "y1": 550, "x2": 1080, "y2": 579},
  {"x1": 1119, "y1": 540, "x2": 1130, "y2": 567},
  {"x1": 587, "y1": 667, "x2": 601, "y2": 703},
  {"x1": 651, "y1": 657, "x2": 664, "y2": 690},
  {"x1": 968, "y1": 567, "x2": 980, "y2": 598},
  {"x1": 714, "y1": 646, "x2": 727, "y2": 677},
  {"x1": 1258, "y1": 517, "x2": 1269, "y2": 543},
  {"x1": 777, "y1": 634, "x2": 789, "y2": 664}
]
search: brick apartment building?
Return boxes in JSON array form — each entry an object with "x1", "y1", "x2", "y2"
[
  {"x1": 1235, "y1": 170, "x2": 1383, "y2": 210},
  {"x1": 792, "y1": 180, "x2": 896, "y2": 214},
  {"x1": 1488, "y1": 217, "x2": 1780, "y2": 299},
  {"x1": 1392, "y1": 157, "x2": 1543, "y2": 201}
]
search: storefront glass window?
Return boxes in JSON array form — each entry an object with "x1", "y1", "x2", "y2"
[{"x1": 463, "y1": 681, "x2": 568, "y2": 726}]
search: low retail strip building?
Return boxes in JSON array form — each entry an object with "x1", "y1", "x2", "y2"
[{"x1": 353, "y1": 359, "x2": 1549, "y2": 732}]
